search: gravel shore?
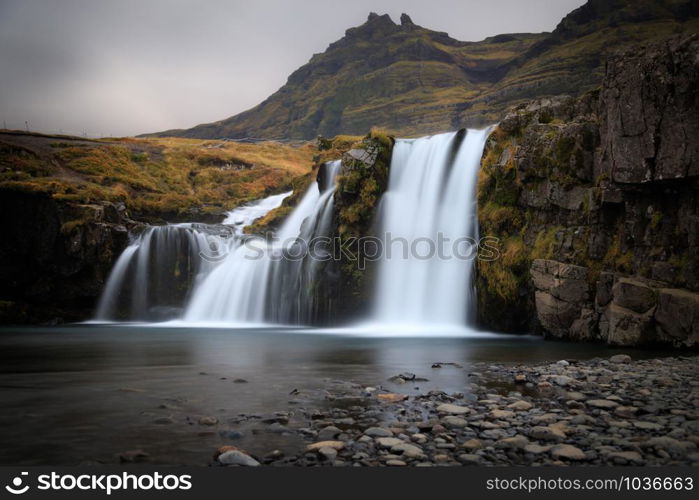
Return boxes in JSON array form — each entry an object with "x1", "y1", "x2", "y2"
[{"x1": 208, "y1": 355, "x2": 699, "y2": 466}]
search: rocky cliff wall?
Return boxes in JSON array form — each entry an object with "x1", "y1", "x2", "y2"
[
  {"x1": 0, "y1": 190, "x2": 138, "y2": 323},
  {"x1": 477, "y1": 34, "x2": 699, "y2": 347}
]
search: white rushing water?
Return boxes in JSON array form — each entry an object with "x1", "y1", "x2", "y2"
[
  {"x1": 94, "y1": 224, "x2": 225, "y2": 321},
  {"x1": 372, "y1": 129, "x2": 491, "y2": 327},
  {"x1": 95, "y1": 129, "x2": 491, "y2": 331},
  {"x1": 223, "y1": 191, "x2": 291, "y2": 235},
  {"x1": 183, "y1": 160, "x2": 342, "y2": 324}
]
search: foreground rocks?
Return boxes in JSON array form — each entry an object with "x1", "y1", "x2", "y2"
[{"x1": 213, "y1": 355, "x2": 699, "y2": 466}]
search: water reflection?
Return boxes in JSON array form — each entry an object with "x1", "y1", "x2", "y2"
[{"x1": 0, "y1": 325, "x2": 670, "y2": 465}]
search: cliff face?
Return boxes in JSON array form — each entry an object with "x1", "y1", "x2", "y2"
[
  {"x1": 150, "y1": 0, "x2": 698, "y2": 140},
  {"x1": 477, "y1": 34, "x2": 699, "y2": 347},
  {"x1": 0, "y1": 190, "x2": 137, "y2": 323}
]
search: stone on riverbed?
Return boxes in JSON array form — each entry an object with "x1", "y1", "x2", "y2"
[
  {"x1": 377, "y1": 393, "x2": 407, "y2": 403},
  {"x1": 441, "y1": 416, "x2": 469, "y2": 428},
  {"x1": 461, "y1": 439, "x2": 483, "y2": 450},
  {"x1": 376, "y1": 437, "x2": 404, "y2": 448},
  {"x1": 218, "y1": 450, "x2": 260, "y2": 466},
  {"x1": 436, "y1": 403, "x2": 471, "y2": 415},
  {"x1": 507, "y1": 400, "x2": 533, "y2": 411},
  {"x1": 391, "y1": 442, "x2": 425, "y2": 459},
  {"x1": 317, "y1": 425, "x2": 341, "y2": 440},
  {"x1": 306, "y1": 441, "x2": 345, "y2": 452},
  {"x1": 550, "y1": 444, "x2": 586, "y2": 461},
  {"x1": 364, "y1": 427, "x2": 393, "y2": 437},
  {"x1": 586, "y1": 399, "x2": 619, "y2": 409},
  {"x1": 495, "y1": 435, "x2": 529, "y2": 450}
]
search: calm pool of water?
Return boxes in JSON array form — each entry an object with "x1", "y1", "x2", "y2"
[{"x1": 0, "y1": 325, "x2": 664, "y2": 465}]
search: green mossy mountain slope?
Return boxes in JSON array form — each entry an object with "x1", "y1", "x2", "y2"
[{"x1": 150, "y1": 0, "x2": 698, "y2": 140}]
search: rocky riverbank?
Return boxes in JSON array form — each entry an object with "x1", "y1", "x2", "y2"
[{"x1": 202, "y1": 355, "x2": 699, "y2": 467}]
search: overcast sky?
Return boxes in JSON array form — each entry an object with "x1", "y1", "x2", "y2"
[{"x1": 0, "y1": 0, "x2": 585, "y2": 137}]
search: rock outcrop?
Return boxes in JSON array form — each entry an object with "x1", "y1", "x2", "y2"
[
  {"x1": 0, "y1": 189, "x2": 137, "y2": 323},
  {"x1": 477, "y1": 34, "x2": 699, "y2": 347}
]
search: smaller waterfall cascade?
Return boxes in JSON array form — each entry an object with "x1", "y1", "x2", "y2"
[
  {"x1": 94, "y1": 224, "x2": 225, "y2": 321},
  {"x1": 373, "y1": 129, "x2": 491, "y2": 326},
  {"x1": 183, "y1": 160, "x2": 342, "y2": 324}
]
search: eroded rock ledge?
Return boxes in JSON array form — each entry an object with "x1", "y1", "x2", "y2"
[{"x1": 477, "y1": 34, "x2": 698, "y2": 346}]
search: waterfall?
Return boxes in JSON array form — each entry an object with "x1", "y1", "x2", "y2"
[
  {"x1": 372, "y1": 129, "x2": 491, "y2": 326},
  {"x1": 183, "y1": 160, "x2": 342, "y2": 324},
  {"x1": 95, "y1": 224, "x2": 226, "y2": 321},
  {"x1": 223, "y1": 190, "x2": 291, "y2": 235},
  {"x1": 95, "y1": 129, "x2": 490, "y2": 329}
]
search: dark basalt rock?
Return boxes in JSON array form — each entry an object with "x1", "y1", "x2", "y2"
[
  {"x1": 477, "y1": 34, "x2": 699, "y2": 347},
  {"x1": 0, "y1": 189, "x2": 139, "y2": 323}
]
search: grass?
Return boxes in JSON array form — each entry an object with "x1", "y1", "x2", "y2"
[{"x1": 0, "y1": 132, "x2": 315, "y2": 220}]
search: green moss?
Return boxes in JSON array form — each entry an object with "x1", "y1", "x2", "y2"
[{"x1": 531, "y1": 226, "x2": 561, "y2": 260}]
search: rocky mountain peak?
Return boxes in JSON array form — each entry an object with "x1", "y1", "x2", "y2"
[{"x1": 400, "y1": 13, "x2": 415, "y2": 26}]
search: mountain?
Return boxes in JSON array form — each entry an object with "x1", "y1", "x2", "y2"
[{"x1": 149, "y1": 0, "x2": 699, "y2": 140}]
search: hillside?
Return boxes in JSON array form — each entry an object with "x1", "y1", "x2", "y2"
[
  {"x1": 0, "y1": 130, "x2": 314, "y2": 222},
  {"x1": 149, "y1": 0, "x2": 699, "y2": 140}
]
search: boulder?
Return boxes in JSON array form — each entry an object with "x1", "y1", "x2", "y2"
[
  {"x1": 612, "y1": 278, "x2": 656, "y2": 313},
  {"x1": 654, "y1": 288, "x2": 699, "y2": 346},
  {"x1": 606, "y1": 303, "x2": 654, "y2": 346}
]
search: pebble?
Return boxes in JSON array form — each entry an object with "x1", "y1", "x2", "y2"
[
  {"x1": 436, "y1": 403, "x2": 471, "y2": 415},
  {"x1": 550, "y1": 444, "x2": 586, "y2": 461},
  {"x1": 218, "y1": 450, "x2": 260, "y2": 467},
  {"x1": 364, "y1": 427, "x2": 393, "y2": 437},
  {"x1": 198, "y1": 416, "x2": 218, "y2": 426}
]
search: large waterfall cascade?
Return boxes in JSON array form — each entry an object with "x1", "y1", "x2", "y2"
[
  {"x1": 95, "y1": 129, "x2": 491, "y2": 328},
  {"x1": 372, "y1": 129, "x2": 491, "y2": 326}
]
